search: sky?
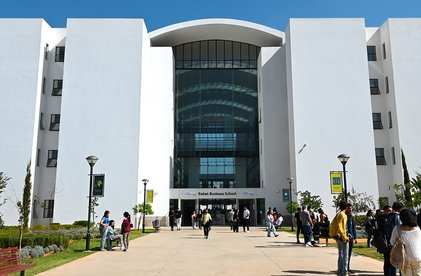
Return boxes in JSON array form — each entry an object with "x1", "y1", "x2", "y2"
[{"x1": 1, "y1": 0, "x2": 421, "y2": 31}]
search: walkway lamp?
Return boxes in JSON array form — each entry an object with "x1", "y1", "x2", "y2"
[
  {"x1": 85, "y1": 155, "x2": 98, "y2": 251},
  {"x1": 337, "y1": 154, "x2": 350, "y2": 203},
  {"x1": 287, "y1": 177, "x2": 294, "y2": 231},
  {"x1": 142, "y1": 179, "x2": 149, "y2": 233}
]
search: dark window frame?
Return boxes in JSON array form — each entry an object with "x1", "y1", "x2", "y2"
[
  {"x1": 375, "y1": 148, "x2": 387, "y2": 165},
  {"x1": 370, "y1": 79, "x2": 380, "y2": 95},
  {"x1": 385, "y1": 77, "x2": 390, "y2": 94},
  {"x1": 382, "y1": 43, "x2": 387, "y2": 60},
  {"x1": 391, "y1": 147, "x2": 396, "y2": 165},
  {"x1": 52, "y1": 79, "x2": 63, "y2": 96},
  {"x1": 372, "y1": 113, "x2": 383, "y2": 129},
  {"x1": 367, "y1": 46, "x2": 377, "y2": 61},
  {"x1": 47, "y1": 150, "x2": 58, "y2": 167},
  {"x1": 39, "y1": 112, "x2": 45, "y2": 130},
  {"x1": 43, "y1": 199, "x2": 54, "y2": 218},
  {"x1": 55, "y1": 46, "x2": 65, "y2": 62},
  {"x1": 388, "y1": 111, "x2": 393, "y2": 129},
  {"x1": 49, "y1": 114, "x2": 60, "y2": 131}
]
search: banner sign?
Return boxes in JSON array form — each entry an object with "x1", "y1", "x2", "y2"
[
  {"x1": 147, "y1": 189, "x2": 154, "y2": 203},
  {"x1": 93, "y1": 174, "x2": 105, "y2": 197},
  {"x1": 330, "y1": 171, "x2": 343, "y2": 194}
]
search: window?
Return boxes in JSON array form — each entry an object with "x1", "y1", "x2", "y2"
[
  {"x1": 42, "y1": 77, "x2": 46, "y2": 94},
  {"x1": 43, "y1": 200, "x2": 54, "y2": 218},
  {"x1": 372, "y1": 113, "x2": 383, "y2": 129},
  {"x1": 36, "y1": 148, "x2": 41, "y2": 167},
  {"x1": 370, "y1": 79, "x2": 380, "y2": 95},
  {"x1": 52, "y1": 80, "x2": 63, "y2": 96},
  {"x1": 391, "y1": 147, "x2": 396, "y2": 165},
  {"x1": 49, "y1": 114, "x2": 60, "y2": 131},
  {"x1": 375, "y1": 148, "x2": 386, "y2": 165},
  {"x1": 47, "y1": 150, "x2": 58, "y2": 167},
  {"x1": 44, "y1": 43, "x2": 49, "y2": 60},
  {"x1": 388, "y1": 111, "x2": 393, "y2": 128},
  {"x1": 382, "y1": 43, "x2": 386, "y2": 59},
  {"x1": 55, "y1": 46, "x2": 65, "y2": 62},
  {"x1": 385, "y1": 77, "x2": 390, "y2": 94},
  {"x1": 367, "y1": 46, "x2": 377, "y2": 61},
  {"x1": 39, "y1": 112, "x2": 45, "y2": 130}
]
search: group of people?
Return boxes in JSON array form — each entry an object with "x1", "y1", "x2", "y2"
[
  {"x1": 265, "y1": 207, "x2": 282, "y2": 237},
  {"x1": 330, "y1": 201, "x2": 421, "y2": 276},
  {"x1": 226, "y1": 207, "x2": 251, "y2": 233},
  {"x1": 168, "y1": 208, "x2": 182, "y2": 231},
  {"x1": 294, "y1": 206, "x2": 331, "y2": 246},
  {"x1": 98, "y1": 210, "x2": 132, "y2": 251}
]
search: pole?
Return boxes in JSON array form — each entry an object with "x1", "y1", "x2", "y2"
[
  {"x1": 86, "y1": 165, "x2": 93, "y2": 251},
  {"x1": 342, "y1": 163, "x2": 348, "y2": 203},
  {"x1": 142, "y1": 182, "x2": 147, "y2": 233},
  {"x1": 289, "y1": 181, "x2": 294, "y2": 231}
]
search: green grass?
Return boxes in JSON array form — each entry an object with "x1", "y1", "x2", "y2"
[{"x1": 14, "y1": 229, "x2": 154, "y2": 276}]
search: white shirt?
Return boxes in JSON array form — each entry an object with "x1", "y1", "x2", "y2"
[
  {"x1": 390, "y1": 225, "x2": 421, "y2": 262},
  {"x1": 243, "y1": 209, "x2": 250, "y2": 219}
]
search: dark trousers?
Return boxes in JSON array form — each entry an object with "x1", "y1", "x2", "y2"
[
  {"x1": 296, "y1": 225, "x2": 302, "y2": 242},
  {"x1": 229, "y1": 220, "x2": 234, "y2": 230},
  {"x1": 383, "y1": 250, "x2": 397, "y2": 276},
  {"x1": 203, "y1": 225, "x2": 210, "y2": 237},
  {"x1": 243, "y1": 219, "x2": 250, "y2": 232},
  {"x1": 233, "y1": 221, "x2": 239, "y2": 232},
  {"x1": 348, "y1": 239, "x2": 354, "y2": 272}
]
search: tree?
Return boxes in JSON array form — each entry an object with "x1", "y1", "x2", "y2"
[
  {"x1": 297, "y1": 190, "x2": 323, "y2": 210},
  {"x1": 287, "y1": 201, "x2": 299, "y2": 214},
  {"x1": 332, "y1": 187, "x2": 375, "y2": 213},
  {"x1": 0, "y1": 172, "x2": 10, "y2": 226},
  {"x1": 401, "y1": 150, "x2": 414, "y2": 208},
  {"x1": 17, "y1": 161, "x2": 31, "y2": 230},
  {"x1": 132, "y1": 203, "x2": 154, "y2": 229},
  {"x1": 394, "y1": 172, "x2": 421, "y2": 209}
]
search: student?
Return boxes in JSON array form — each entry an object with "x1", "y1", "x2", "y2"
[
  {"x1": 266, "y1": 209, "x2": 279, "y2": 237},
  {"x1": 201, "y1": 209, "x2": 212, "y2": 239},
  {"x1": 191, "y1": 211, "x2": 197, "y2": 229},
  {"x1": 105, "y1": 220, "x2": 126, "y2": 251},
  {"x1": 99, "y1": 210, "x2": 110, "y2": 251},
  {"x1": 330, "y1": 201, "x2": 349, "y2": 276},
  {"x1": 121, "y1": 212, "x2": 132, "y2": 250},
  {"x1": 243, "y1": 206, "x2": 250, "y2": 233},
  {"x1": 294, "y1": 207, "x2": 302, "y2": 244},
  {"x1": 346, "y1": 204, "x2": 357, "y2": 273},
  {"x1": 175, "y1": 208, "x2": 182, "y2": 231},
  {"x1": 233, "y1": 209, "x2": 240, "y2": 233}
]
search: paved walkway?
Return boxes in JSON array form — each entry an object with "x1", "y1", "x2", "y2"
[{"x1": 40, "y1": 227, "x2": 383, "y2": 276}]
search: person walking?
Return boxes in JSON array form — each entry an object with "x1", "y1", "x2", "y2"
[
  {"x1": 243, "y1": 206, "x2": 250, "y2": 233},
  {"x1": 191, "y1": 211, "x2": 197, "y2": 229},
  {"x1": 121, "y1": 211, "x2": 132, "y2": 251},
  {"x1": 99, "y1": 210, "x2": 111, "y2": 251},
  {"x1": 266, "y1": 209, "x2": 279, "y2": 237},
  {"x1": 197, "y1": 209, "x2": 203, "y2": 230},
  {"x1": 294, "y1": 207, "x2": 302, "y2": 244},
  {"x1": 175, "y1": 208, "x2": 182, "y2": 230},
  {"x1": 390, "y1": 209, "x2": 421, "y2": 276},
  {"x1": 365, "y1": 209, "x2": 376, "y2": 247},
  {"x1": 201, "y1": 209, "x2": 212, "y2": 239},
  {"x1": 330, "y1": 201, "x2": 349, "y2": 276},
  {"x1": 233, "y1": 209, "x2": 240, "y2": 232},
  {"x1": 169, "y1": 208, "x2": 176, "y2": 231},
  {"x1": 228, "y1": 209, "x2": 235, "y2": 230},
  {"x1": 300, "y1": 206, "x2": 314, "y2": 247},
  {"x1": 346, "y1": 204, "x2": 357, "y2": 273}
]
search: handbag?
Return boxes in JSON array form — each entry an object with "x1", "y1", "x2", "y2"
[{"x1": 390, "y1": 226, "x2": 408, "y2": 271}]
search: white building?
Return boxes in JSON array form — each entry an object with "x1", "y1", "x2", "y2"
[{"x1": 1, "y1": 18, "x2": 420, "y2": 226}]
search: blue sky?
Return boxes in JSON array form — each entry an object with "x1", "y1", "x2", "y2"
[{"x1": 1, "y1": 0, "x2": 421, "y2": 31}]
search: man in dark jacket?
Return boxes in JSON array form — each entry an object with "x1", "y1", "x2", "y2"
[
  {"x1": 346, "y1": 203, "x2": 357, "y2": 273},
  {"x1": 294, "y1": 207, "x2": 302, "y2": 244}
]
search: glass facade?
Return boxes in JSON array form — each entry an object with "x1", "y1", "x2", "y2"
[{"x1": 174, "y1": 40, "x2": 260, "y2": 189}]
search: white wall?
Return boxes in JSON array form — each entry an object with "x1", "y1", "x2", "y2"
[
  {"x1": 55, "y1": 19, "x2": 145, "y2": 224},
  {"x1": 259, "y1": 47, "x2": 291, "y2": 213},
  {"x1": 286, "y1": 19, "x2": 379, "y2": 217},
  {"x1": 0, "y1": 19, "x2": 44, "y2": 225}
]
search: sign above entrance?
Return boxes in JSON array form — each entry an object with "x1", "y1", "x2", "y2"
[{"x1": 178, "y1": 189, "x2": 257, "y2": 199}]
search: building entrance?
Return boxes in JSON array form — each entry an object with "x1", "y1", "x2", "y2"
[{"x1": 199, "y1": 199, "x2": 236, "y2": 225}]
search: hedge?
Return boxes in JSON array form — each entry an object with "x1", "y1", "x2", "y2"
[{"x1": 0, "y1": 234, "x2": 69, "y2": 249}]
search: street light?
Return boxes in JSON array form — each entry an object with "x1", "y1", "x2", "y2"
[
  {"x1": 287, "y1": 177, "x2": 294, "y2": 231},
  {"x1": 85, "y1": 155, "x2": 98, "y2": 251},
  {"x1": 142, "y1": 179, "x2": 149, "y2": 233},
  {"x1": 337, "y1": 154, "x2": 350, "y2": 203}
]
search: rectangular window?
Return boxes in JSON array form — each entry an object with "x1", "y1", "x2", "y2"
[
  {"x1": 36, "y1": 148, "x2": 41, "y2": 167},
  {"x1": 375, "y1": 148, "x2": 386, "y2": 165},
  {"x1": 39, "y1": 112, "x2": 45, "y2": 130},
  {"x1": 49, "y1": 114, "x2": 60, "y2": 131},
  {"x1": 388, "y1": 111, "x2": 393, "y2": 129},
  {"x1": 52, "y1": 79, "x2": 63, "y2": 96},
  {"x1": 55, "y1": 46, "x2": 65, "y2": 62},
  {"x1": 367, "y1": 46, "x2": 377, "y2": 61},
  {"x1": 382, "y1": 43, "x2": 386, "y2": 59},
  {"x1": 372, "y1": 113, "x2": 383, "y2": 129},
  {"x1": 42, "y1": 77, "x2": 46, "y2": 94},
  {"x1": 391, "y1": 147, "x2": 396, "y2": 165},
  {"x1": 43, "y1": 200, "x2": 54, "y2": 218},
  {"x1": 47, "y1": 150, "x2": 58, "y2": 167},
  {"x1": 385, "y1": 77, "x2": 390, "y2": 94},
  {"x1": 44, "y1": 43, "x2": 49, "y2": 60},
  {"x1": 369, "y1": 79, "x2": 380, "y2": 95}
]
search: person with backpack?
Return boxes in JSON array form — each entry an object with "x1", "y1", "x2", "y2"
[
  {"x1": 390, "y1": 209, "x2": 421, "y2": 276},
  {"x1": 365, "y1": 210, "x2": 376, "y2": 247},
  {"x1": 330, "y1": 201, "x2": 349, "y2": 276}
]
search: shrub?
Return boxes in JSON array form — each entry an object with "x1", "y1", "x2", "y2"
[
  {"x1": 20, "y1": 248, "x2": 29, "y2": 259},
  {"x1": 30, "y1": 224, "x2": 48, "y2": 231},
  {"x1": 0, "y1": 234, "x2": 69, "y2": 249},
  {"x1": 34, "y1": 245, "x2": 45, "y2": 257},
  {"x1": 44, "y1": 247, "x2": 50, "y2": 253},
  {"x1": 72, "y1": 221, "x2": 94, "y2": 227},
  {"x1": 50, "y1": 223, "x2": 60, "y2": 230}
]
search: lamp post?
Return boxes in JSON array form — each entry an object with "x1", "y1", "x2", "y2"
[
  {"x1": 85, "y1": 155, "x2": 98, "y2": 251},
  {"x1": 337, "y1": 154, "x2": 350, "y2": 203},
  {"x1": 287, "y1": 177, "x2": 294, "y2": 231},
  {"x1": 142, "y1": 179, "x2": 149, "y2": 233}
]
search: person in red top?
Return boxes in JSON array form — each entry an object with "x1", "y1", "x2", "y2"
[{"x1": 121, "y1": 212, "x2": 132, "y2": 250}]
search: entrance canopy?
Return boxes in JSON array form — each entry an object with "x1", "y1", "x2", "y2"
[{"x1": 149, "y1": 18, "x2": 284, "y2": 47}]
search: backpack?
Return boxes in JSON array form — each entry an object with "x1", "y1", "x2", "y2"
[
  {"x1": 390, "y1": 227, "x2": 408, "y2": 271},
  {"x1": 373, "y1": 227, "x2": 388, "y2": 254}
]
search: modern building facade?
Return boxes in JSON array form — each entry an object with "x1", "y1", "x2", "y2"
[{"x1": 1, "y1": 17, "x2": 421, "y2": 226}]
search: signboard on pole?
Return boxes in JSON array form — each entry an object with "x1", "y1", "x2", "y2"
[
  {"x1": 146, "y1": 189, "x2": 153, "y2": 203},
  {"x1": 330, "y1": 171, "x2": 343, "y2": 194},
  {"x1": 93, "y1": 174, "x2": 105, "y2": 197}
]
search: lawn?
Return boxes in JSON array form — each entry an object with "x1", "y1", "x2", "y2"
[{"x1": 14, "y1": 229, "x2": 154, "y2": 276}]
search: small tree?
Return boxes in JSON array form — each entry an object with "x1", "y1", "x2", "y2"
[
  {"x1": 0, "y1": 172, "x2": 10, "y2": 226},
  {"x1": 401, "y1": 150, "x2": 413, "y2": 208},
  {"x1": 287, "y1": 201, "x2": 299, "y2": 215},
  {"x1": 297, "y1": 190, "x2": 323, "y2": 210},
  {"x1": 394, "y1": 172, "x2": 421, "y2": 210},
  {"x1": 133, "y1": 203, "x2": 154, "y2": 229},
  {"x1": 17, "y1": 161, "x2": 31, "y2": 230},
  {"x1": 332, "y1": 187, "x2": 375, "y2": 213}
]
